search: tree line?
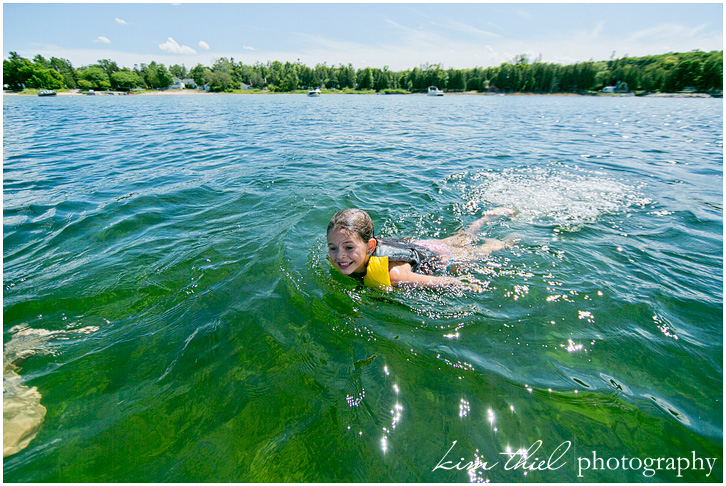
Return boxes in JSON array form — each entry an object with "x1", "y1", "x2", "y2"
[{"x1": 3, "y1": 50, "x2": 722, "y2": 94}]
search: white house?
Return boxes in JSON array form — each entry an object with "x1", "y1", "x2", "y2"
[{"x1": 171, "y1": 77, "x2": 198, "y2": 89}]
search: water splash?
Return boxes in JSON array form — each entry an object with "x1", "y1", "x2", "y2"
[{"x1": 445, "y1": 163, "x2": 652, "y2": 230}]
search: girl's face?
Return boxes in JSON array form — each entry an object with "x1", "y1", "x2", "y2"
[{"x1": 327, "y1": 228, "x2": 375, "y2": 275}]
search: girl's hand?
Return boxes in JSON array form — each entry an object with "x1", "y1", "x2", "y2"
[{"x1": 389, "y1": 262, "x2": 487, "y2": 292}]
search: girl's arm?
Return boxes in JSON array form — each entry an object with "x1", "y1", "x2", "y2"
[{"x1": 388, "y1": 262, "x2": 483, "y2": 292}]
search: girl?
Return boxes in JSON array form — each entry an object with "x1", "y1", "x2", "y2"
[{"x1": 326, "y1": 208, "x2": 515, "y2": 291}]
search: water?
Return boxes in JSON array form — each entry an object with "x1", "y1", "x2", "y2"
[{"x1": 3, "y1": 93, "x2": 722, "y2": 482}]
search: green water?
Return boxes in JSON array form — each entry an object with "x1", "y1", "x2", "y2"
[{"x1": 3, "y1": 94, "x2": 722, "y2": 481}]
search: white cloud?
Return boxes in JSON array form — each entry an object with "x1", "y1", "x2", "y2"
[
  {"x1": 595, "y1": 20, "x2": 608, "y2": 38},
  {"x1": 439, "y1": 19, "x2": 499, "y2": 38},
  {"x1": 242, "y1": 45, "x2": 255, "y2": 51},
  {"x1": 198, "y1": 41, "x2": 210, "y2": 50},
  {"x1": 572, "y1": 20, "x2": 607, "y2": 44},
  {"x1": 95, "y1": 36, "x2": 111, "y2": 44},
  {"x1": 115, "y1": 18, "x2": 128, "y2": 26},
  {"x1": 383, "y1": 17, "x2": 420, "y2": 36},
  {"x1": 627, "y1": 22, "x2": 707, "y2": 44},
  {"x1": 159, "y1": 37, "x2": 197, "y2": 55}
]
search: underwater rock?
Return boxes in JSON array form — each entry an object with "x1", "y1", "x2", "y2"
[
  {"x1": 3, "y1": 324, "x2": 99, "y2": 457},
  {"x1": 3, "y1": 364, "x2": 47, "y2": 457}
]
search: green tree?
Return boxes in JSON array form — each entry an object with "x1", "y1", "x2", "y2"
[
  {"x1": 3, "y1": 52, "x2": 33, "y2": 89},
  {"x1": 78, "y1": 66, "x2": 111, "y2": 90},
  {"x1": 212, "y1": 57, "x2": 234, "y2": 74},
  {"x1": 357, "y1": 67, "x2": 374, "y2": 90},
  {"x1": 204, "y1": 70, "x2": 235, "y2": 91},
  {"x1": 139, "y1": 61, "x2": 173, "y2": 89},
  {"x1": 234, "y1": 63, "x2": 253, "y2": 85},
  {"x1": 30, "y1": 68, "x2": 63, "y2": 89},
  {"x1": 665, "y1": 58, "x2": 702, "y2": 91},
  {"x1": 110, "y1": 69, "x2": 142, "y2": 90},
  {"x1": 169, "y1": 64, "x2": 187, "y2": 79},
  {"x1": 255, "y1": 62, "x2": 269, "y2": 85},
  {"x1": 373, "y1": 67, "x2": 392, "y2": 91},
  {"x1": 496, "y1": 63, "x2": 514, "y2": 91},
  {"x1": 448, "y1": 68, "x2": 465, "y2": 91},
  {"x1": 3, "y1": 52, "x2": 66, "y2": 90},
  {"x1": 593, "y1": 61, "x2": 611, "y2": 90},
  {"x1": 297, "y1": 63, "x2": 315, "y2": 87},
  {"x1": 334, "y1": 64, "x2": 356, "y2": 89},
  {"x1": 265, "y1": 60, "x2": 283, "y2": 88},
  {"x1": 32, "y1": 54, "x2": 51, "y2": 68},
  {"x1": 96, "y1": 59, "x2": 120, "y2": 77},
  {"x1": 700, "y1": 52, "x2": 723, "y2": 91},
  {"x1": 249, "y1": 69, "x2": 265, "y2": 88},
  {"x1": 189, "y1": 64, "x2": 209, "y2": 87},
  {"x1": 49, "y1": 57, "x2": 78, "y2": 88},
  {"x1": 277, "y1": 63, "x2": 300, "y2": 91},
  {"x1": 314, "y1": 63, "x2": 331, "y2": 88}
]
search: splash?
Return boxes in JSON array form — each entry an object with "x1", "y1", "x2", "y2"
[
  {"x1": 3, "y1": 324, "x2": 99, "y2": 457},
  {"x1": 445, "y1": 163, "x2": 651, "y2": 230}
]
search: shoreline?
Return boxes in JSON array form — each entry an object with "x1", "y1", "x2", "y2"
[{"x1": 3, "y1": 89, "x2": 719, "y2": 98}]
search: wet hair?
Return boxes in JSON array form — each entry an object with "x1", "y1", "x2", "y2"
[{"x1": 327, "y1": 208, "x2": 374, "y2": 243}]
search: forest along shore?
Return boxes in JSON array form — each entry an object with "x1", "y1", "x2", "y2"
[
  {"x1": 4, "y1": 89, "x2": 719, "y2": 97},
  {"x1": 4, "y1": 50, "x2": 721, "y2": 96}
]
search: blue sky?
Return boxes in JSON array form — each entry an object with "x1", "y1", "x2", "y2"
[{"x1": 3, "y1": 2, "x2": 723, "y2": 70}]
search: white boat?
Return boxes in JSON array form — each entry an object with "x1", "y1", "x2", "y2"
[
  {"x1": 87, "y1": 89, "x2": 96, "y2": 95},
  {"x1": 427, "y1": 86, "x2": 444, "y2": 96},
  {"x1": 38, "y1": 90, "x2": 57, "y2": 97},
  {"x1": 307, "y1": 88, "x2": 321, "y2": 97}
]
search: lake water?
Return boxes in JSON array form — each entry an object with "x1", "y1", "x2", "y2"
[{"x1": 3, "y1": 93, "x2": 722, "y2": 482}]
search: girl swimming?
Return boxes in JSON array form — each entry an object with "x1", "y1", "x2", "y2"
[{"x1": 326, "y1": 208, "x2": 515, "y2": 291}]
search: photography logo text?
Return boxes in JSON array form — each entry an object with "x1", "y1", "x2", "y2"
[{"x1": 433, "y1": 440, "x2": 718, "y2": 479}]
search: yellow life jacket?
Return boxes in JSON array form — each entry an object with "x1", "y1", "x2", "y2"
[
  {"x1": 363, "y1": 256, "x2": 393, "y2": 292},
  {"x1": 328, "y1": 255, "x2": 393, "y2": 292}
]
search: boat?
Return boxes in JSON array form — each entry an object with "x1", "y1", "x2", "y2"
[
  {"x1": 427, "y1": 86, "x2": 444, "y2": 96},
  {"x1": 38, "y1": 90, "x2": 57, "y2": 97},
  {"x1": 87, "y1": 89, "x2": 96, "y2": 95},
  {"x1": 307, "y1": 88, "x2": 321, "y2": 97}
]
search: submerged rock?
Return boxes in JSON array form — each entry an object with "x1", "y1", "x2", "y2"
[
  {"x1": 3, "y1": 324, "x2": 99, "y2": 457},
  {"x1": 3, "y1": 364, "x2": 47, "y2": 457}
]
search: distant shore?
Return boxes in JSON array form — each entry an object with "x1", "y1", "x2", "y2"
[
  {"x1": 3, "y1": 89, "x2": 212, "y2": 96},
  {"x1": 3, "y1": 89, "x2": 719, "y2": 98}
]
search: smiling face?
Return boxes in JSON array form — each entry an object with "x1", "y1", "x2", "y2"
[{"x1": 327, "y1": 228, "x2": 375, "y2": 275}]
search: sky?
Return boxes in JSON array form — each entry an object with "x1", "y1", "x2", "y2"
[{"x1": 2, "y1": 2, "x2": 723, "y2": 71}]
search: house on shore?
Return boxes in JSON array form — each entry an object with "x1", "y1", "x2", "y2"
[
  {"x1": 603, "y1": 81, "x2": 629, "y2": 94},
  {"x1": 171, "y1": 77, "x2": 198, "y2": 89}
]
